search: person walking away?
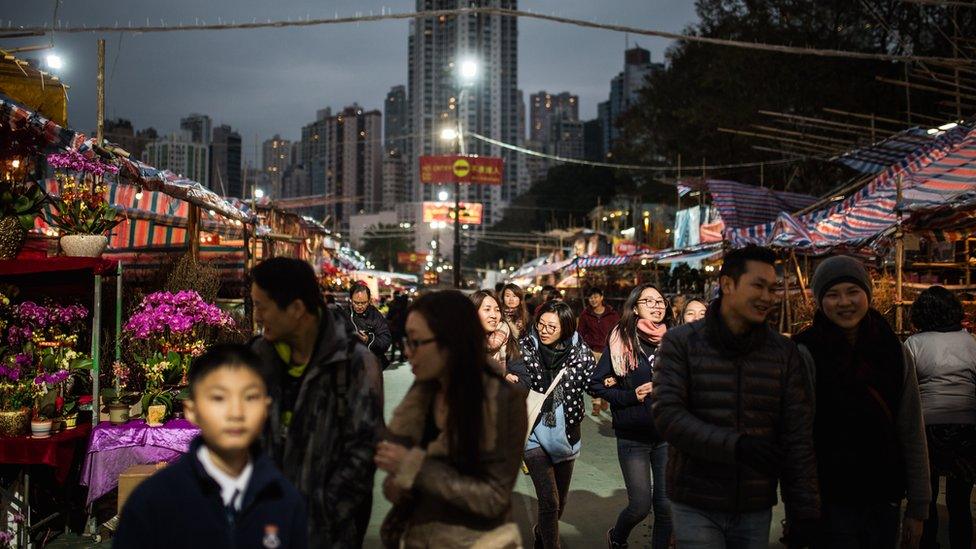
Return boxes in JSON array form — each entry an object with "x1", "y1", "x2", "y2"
[
  {"x1": 115, "y1": 345, "x2": 308, "y2": 548},
  {"x1": 386, "y1": 292, "x2": 409, "y2": 364},
  {"x1": 376, "y1": 291, "x2": 528, "y2": 548},
  {"x1": 347, "y1": 283, "x2": 393, "y2": 369},
  {"x1": 794, "y1": 255, "x2": 929, "y2": 549},
  {"x1": 501, "y1": 283, "x2": 530, "y2": 335},
  {"x1": 653, "y1": 245, "x2": 820, "y2": 548},
  {"x1": 577, "y1": 286, "x2": 621, "y2": 416},
  {"x1": 587, "y1": 283, "x2": 672, "y2": 549},
  {"x1": 520, "y1": 300, "x2": 597, "y2": 548},
  {"x1": 250, "y1": 258, "x2": 383, "y2": 548},
  {"x1": 905, "y1": 286, "x2": 976, "y2": 549},
  {"x1": 471, "y1": 290, "x2": 526, "y2": 386},
  {"x1": 680, "y1": 298, "x2": 707, "y2": 325}
]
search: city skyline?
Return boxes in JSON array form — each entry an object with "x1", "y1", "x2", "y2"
[{"x1": 0, "y1": 1, "x2": 696, "y2": 163}]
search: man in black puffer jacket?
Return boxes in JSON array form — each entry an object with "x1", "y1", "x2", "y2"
[
  {"x1": 346, "y1": 284, "x2": 392, "y2": 369},
  {"x1": 652, "y1": 246, "x2": 819, "y2": 548}
]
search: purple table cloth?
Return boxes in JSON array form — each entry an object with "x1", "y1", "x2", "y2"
[{"x1": 81, "y1": 419, "x2": 200, "y2": 506}]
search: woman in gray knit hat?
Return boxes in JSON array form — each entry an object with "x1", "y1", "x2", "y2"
[{"x1": 793, "y1": 255, "x2": 930, "y2": 549}]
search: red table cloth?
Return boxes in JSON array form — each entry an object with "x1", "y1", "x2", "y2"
[{"x1": 0, "y1": 424, "x2": 92, "y2": 483}]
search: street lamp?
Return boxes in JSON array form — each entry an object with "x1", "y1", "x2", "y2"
[
  {"x1": 444, "y1": 58, "x2": 479, "y2": 288},
  {"x1": 45, "y1": 54, "x2": 64, "y2": 71},
  {"x1": 253, "y1": 188, "x2": 265, "y2": 199},
  {"x1": 437, "y1": 190, "x2": 449, "y2": 202}
]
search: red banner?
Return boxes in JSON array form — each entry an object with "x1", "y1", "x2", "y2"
[
  {"x1": 397, "y1": 251, "x2": 428, "y2": 270},
  {"x1": 422, "y1": 201, "x2": 484, "y2": 225},
  {"x1": 419, "y1": 155, "x2": 504, "y2": 185}
]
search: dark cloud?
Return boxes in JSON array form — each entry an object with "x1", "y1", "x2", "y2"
[{"x1": 1, "y1": 1, "x2": 696, "y2": 161}]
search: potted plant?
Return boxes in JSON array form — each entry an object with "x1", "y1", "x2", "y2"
[
  {"x1": 141, "y1": 389, "x2": 173, "y2": 427},
  {"x1": 46, "y1": 150, "x2": 122, "y2": 257},
  {"x1": 101, "y1": 388, "x2": 130, "y2": 425},
  {"x1": 30, "y1": 414, "x2": 52, "y2": 438},
  {"x1": 0, "y1": 353, "x2": 34, "y2": 437},
  {"x1": 0, "y1": 180, "x2": 49, "y2": 259}
]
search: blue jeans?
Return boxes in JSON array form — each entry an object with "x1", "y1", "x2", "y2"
[
  {"x1": 671, "y1": 502, "x2": 771, "y2": 549},
  {"x1": 611, "y1": 439, "x2": 672, "y2": 549}
]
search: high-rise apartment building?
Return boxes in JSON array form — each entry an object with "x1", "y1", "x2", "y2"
[
  {"x1": 180, "y1": 113, "x2": 213, "y2": 145},
  {"x1": 262, "y1": 135, "x2": 291, "y2": 198},
  {"x1": 385, "y1": 85, "x2": 408, "y2": 155},
  {"x1": 599, "y1": 45, "x2": 663, "y2": 154},
  {"x1": 210, "y1": 124, "x2": 243, "y2": 197},
  {"x1": 143, "y1": 131, "x2": 209, "y2": 186},
  {"x1": 381, "y1": 150, "x2": 407, "y2": 211}
]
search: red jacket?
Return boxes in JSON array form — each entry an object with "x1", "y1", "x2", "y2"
[{"x1": 577, "y1": 306, "x2": 620, "y2": 353}]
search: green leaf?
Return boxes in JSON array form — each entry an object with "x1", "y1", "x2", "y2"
[{"x1": 70, "y1": 357, "x2": 93, "y2": 370}]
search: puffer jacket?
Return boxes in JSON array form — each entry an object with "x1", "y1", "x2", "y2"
[
  {"x1": 385, "y1": 370, "x2": 528, "y2": 548},
  {"x1": 652, "y1": 308, "x2": 819, "y2": 519}
]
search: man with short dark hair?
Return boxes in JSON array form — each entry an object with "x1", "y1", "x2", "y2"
[
  {"x1": 250, "y1": 257, "x2": 383, "y2": 548},
  {"x1": 652, "y1": 246, "x2": 819, "y2": 548},
  {"x1": 346, "y1": 283, "x2": 392, "y2": 369}
]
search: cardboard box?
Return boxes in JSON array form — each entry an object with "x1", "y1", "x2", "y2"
[{"x1": 118, "y1": 463, "x2": 167, "y2": 514}]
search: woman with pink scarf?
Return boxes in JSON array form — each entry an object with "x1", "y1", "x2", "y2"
[{"x1": 586, "y1": 283, "x2": 673, "y2": 549}]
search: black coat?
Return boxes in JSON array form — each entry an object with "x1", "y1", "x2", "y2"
[
  {"x1": 347, "y1": 305, "x2": 392, "y2": 363},
  {"x1": 252, "y1": 306, "x2": 384, "y2": 548},
  {"x1": 586, "y1": 339, "x2": 661, "y2": 443},
  {"x1": 114, "y1": 436, "x2": 308, "y2": 549}
]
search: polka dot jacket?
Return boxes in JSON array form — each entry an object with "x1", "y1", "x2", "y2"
[{"x1": 519, "y1": 331, "x2": 597, "y2": 429}]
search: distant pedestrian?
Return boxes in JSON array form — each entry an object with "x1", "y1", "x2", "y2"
[
  {"x1": 794, "y1": 255, "x2": 929, "y2": 548},
  {"x1": 115, "y1": 345, "x2": 308, "y2": 549},
  {"x1": 250, "y1": 258, "x2": 383, "y2": 548},
  {"x1": 346, "y1": 283, "x2": 393, "y2": 369},
  {"x1": 907, "y1": 286, "x2": 976, "y2": 549},
  {"x1": 587, "y1": 283, "x2": 672, "y2": 549},
  {"x1": 520, "y1": 300, "x2": 597, "y2": 549},
  {"x1": 376, "y1": 291, "x2": 527, "y2": 548},
  {"x1": 501, "y1": 283, "x2": 530, "y2": 335},
  {"x1": 534, "y1": 285, "x2": 560, "y2": 316},
  {"x1": 679, "y1": 298, "x2": 707, "y2": 325},
  {"x1": 654, "y1": 246, "x2": 819, "y2": 548},
  {"x1": 577, "y1": 286, "x2": 620, "y2": 416},
  {"x1": 386, "y1": 292, "x2": 409, "y2": 364},
  {"x1": 470, "y1": 290, "x2": 525, "y2": 386}
]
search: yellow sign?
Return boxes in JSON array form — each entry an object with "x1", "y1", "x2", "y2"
[{"x1": 452, "y1": 158, "x2": 471, "y2": 178}]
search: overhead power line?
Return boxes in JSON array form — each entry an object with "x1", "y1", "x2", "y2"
[{"x1": 2, "y1": 7, "x2": 971, "y2": 65}]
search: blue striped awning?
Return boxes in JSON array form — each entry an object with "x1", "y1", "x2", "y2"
[{"x1": 706, "y1": 180, "x2": 818, "y2": 230}]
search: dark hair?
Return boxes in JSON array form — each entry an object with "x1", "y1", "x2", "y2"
[
  {"x1": 494, "y1": 282, "x2": 505, "y2": 294},
  {"x1": 616, "y1": 284, "x2": 671, "y2": 353},
  {"x1": 680, "y1": 298, "x2": 707, "y2": 325},
  {"x1": 911, "y1": 286, "x2": 965, "y2": 332},
  {"x1": 471, "y1": 290, "x2": 522, "y2": 361},
  {"x1": 350, "y1": 283, "x2": 371, "y2": 299},
  {"x1": 719, "y1": 246, "x2": 777, "y2": 289},
  {"x1": 252, "y1": 257, "x2": 325, "y2": 314},
  {"x1": 188, "y1": 344, "x2": 267, "y2": 396},
  {"x1": 500, "y1": 283, "x2": 529, "y2": 328},
  {"x1": 534, "y1": 300, "x2": 577, "y2": 344},
  {"x1": 541, "y1": 285, "x2": 558, "y2": 301},
  {"x1": 585, "y1": 286, "x2": 604, "y2": 298},
  {"x1": 408, "y1": 291, "x2": 488, "y2": 475}
]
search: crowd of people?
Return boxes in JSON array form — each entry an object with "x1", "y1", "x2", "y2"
[{"x1": 113, "y1": 247, "x2": 976, "y2": 549}]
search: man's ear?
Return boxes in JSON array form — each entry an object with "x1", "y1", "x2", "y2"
[
  {"x1": 719, "y1": 274, "x2": 735, "y2": 297},
  {"x1": 286, "y1": 299, "x2": 307, "y2": 319}
]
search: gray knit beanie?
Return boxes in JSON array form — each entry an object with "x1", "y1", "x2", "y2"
[{"x1": 810, "y1": 255, "x2": 872, "y2": 304}]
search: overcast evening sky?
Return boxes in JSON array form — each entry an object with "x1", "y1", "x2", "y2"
[{"x1": 1, "y1": 1, "x2": 698, "y2": 163}]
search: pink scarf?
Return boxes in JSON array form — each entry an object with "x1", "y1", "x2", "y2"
[
  {"x1": 608, "y1": 319, "x2": 667, "y2": 376},
  {"x1": 486, "y1": 322, "x2": 511, "y2": 367}
]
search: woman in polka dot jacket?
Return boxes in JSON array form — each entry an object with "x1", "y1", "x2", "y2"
[{"x1": 518, "y1": 299, "x2": 597, "y2": 549}]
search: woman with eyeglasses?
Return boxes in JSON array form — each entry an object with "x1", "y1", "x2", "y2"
[
  {"x1": 519, "y1": 300, "x2": 597, "y2": 549},
  {"x1": 471, "y1": 290, "x2": 525, "y2": 386},
  {"x1": 375, "y1": 290, "x2": 528, "y2": 548},
  {"x1": 587, "y1": 283, "x2": 673, "y2": 549},
  {"x1": 501, "y1": 283, "x2": 530, "y2": 335}
]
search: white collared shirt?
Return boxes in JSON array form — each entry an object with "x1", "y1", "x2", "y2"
[{"x1": 196, "y1": 446, "x2": 253, "y2": 511}]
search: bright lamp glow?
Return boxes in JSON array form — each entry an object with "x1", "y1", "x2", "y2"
[
  {"x1": 46, "y1": 54, "x2": 63, "y2": 70},
  {"x1": 939, "y1": 122, "x2": 959, "y2": 131},
  {"x1": 254, "y1": 188, "x2": 265, "y2": 199},
  {"x1": 440, "y1": 127, "x2": 459, "y2": 141},
  {"x1": 437, "y1": 191, "x2": 449, "y2": 201},
  {"x1": 459, "y1": 59, "x2": 478, "y2": 81}
]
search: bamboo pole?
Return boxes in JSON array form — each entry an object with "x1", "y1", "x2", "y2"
[
  {"x1": 96, "y1": 39, "x2": 105, "y2": 146},
  {"x1": 757, "y1": 109, "x2": 895, "y2": 134},
  {"x1": 821, "y1": 107, "x2": 908, "y2": 127},
  {"x1": 896, "y1": 175, "x2": 905, "y2": 334},
  {"x1": 188, "y1": 205, "x2": 201, "y2": 261},
  {"x1": 717, "y1": 128, "x2": 840, "y2": 152},
  {"x1": 877, "y1": 76, "x2": 976, "y2": 102},
  {"x1": 792, "y1": 250, "x2": 811, "y2": 309},
  {"x1": 749, "y1": 124, "x2": 856, "y2": 146}
]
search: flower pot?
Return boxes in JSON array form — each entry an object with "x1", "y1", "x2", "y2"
[
  {"x1": 30, "y1": 419, "x2": 53, "y2": 439},
  {"x1": 146, "y1": 404, "x2": 167, "y2": 427},
  {"x1": 0, "y1": 217, "x2": 27, "y2": 260},
  {"x1": 64, "y1": 413, "x2": 78, "y2": 430},
  {"x1": 59, "y1": 234, "x2": 109, "y2": 257},
  {"x1": 108, "y1": 402, "x2": 129, "y2": 425},
  {"x1": 0, "y1": 408, "x2": 30, "y2": 437}
]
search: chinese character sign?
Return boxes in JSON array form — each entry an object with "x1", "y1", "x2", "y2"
[{"x1": 419, "y1": 155, "x2": 504, "y2": 185}]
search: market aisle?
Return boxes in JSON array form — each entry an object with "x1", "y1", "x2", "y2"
[{"x1": 364, "y1": 362, "x2": 789, "y2": 548}]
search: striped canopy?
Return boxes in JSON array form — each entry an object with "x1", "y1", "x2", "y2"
[
  {"x1": 833, "y1": 126, "x2": 968, "y2": 174},
  {"x1": 574, "y1": 255, "x2": 631, "y2": 268},
  {"x1": 706, "y1": 180, "x2": 818, "y2": 230},
  {"x1": 731, "y1": 126, "x2": 976, "y2": 251}
]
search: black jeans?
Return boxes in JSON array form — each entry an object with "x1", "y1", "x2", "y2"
[
  {"x1": 922, "y1": 474, "x2": 973, "y2": 549},
  {"x1": 525, "y1": 447, "x2": 575, "y2": 549},
  {"x1": 922, "y1": 423, "x2": 976, "y2": 549},
  {"x1": 814, "y1": 502, "x2": 900, "y2": 549},
  {"x1": 612, "y1": 438, "x2": 672, "y2": 549}
]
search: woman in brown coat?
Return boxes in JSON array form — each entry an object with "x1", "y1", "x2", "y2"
[{"x1": 375, "y1": 290, "x2": 528, "y2": 548}]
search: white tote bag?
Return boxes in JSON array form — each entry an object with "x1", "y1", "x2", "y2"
[{"x1": 524, "y1": 369, "x2": 567, "y2": 445}]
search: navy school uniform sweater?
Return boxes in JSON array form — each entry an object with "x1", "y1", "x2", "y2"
[{"x1": 114, "y1": 436, "x2": 308, "y2": 549}]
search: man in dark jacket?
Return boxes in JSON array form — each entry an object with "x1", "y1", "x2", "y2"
[
  {"x1": 384, "y1": 292, "x2": 409, "y2": 364},
  {"x1": 577, "y1": 286, "x2": 620, "y2": 416},
  {"x1": 652, "y1": 246, "x2": 819, "y2": 548},
  {"x1": 250, "y1": 258, "x2": 383, "y2": 548},
  {"x1": 347, "y1": 283, "x2": 392, "y2": 368}
]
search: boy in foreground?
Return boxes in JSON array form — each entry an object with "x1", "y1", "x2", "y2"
[{"x1": 114, "y1": 345, "x2": 308, "y2": 549}]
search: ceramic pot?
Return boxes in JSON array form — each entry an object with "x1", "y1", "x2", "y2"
[
  {"x1": 64, "y1": 413, "x2": 78, "y2": 430},
  {"x1": 107, "y1": 402, "x2": 129, "y2": 425},
  {"x1": 59, "y1": 234, "x2": 109, "y2": 257},
  {"x1": 0, "y1": 408, "x2": 30, "y2": 437},
  {"x1": 30, "y1": 419, "x2": 53, "y2": 439}
]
